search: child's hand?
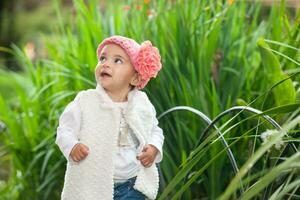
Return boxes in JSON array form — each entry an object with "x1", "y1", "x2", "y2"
[
  {"x1": 137, "y1": 144, "x2": 158, "y2": 168},
  {"x1": 70, "y1": 143, "x2": 89, "y2": 162}
]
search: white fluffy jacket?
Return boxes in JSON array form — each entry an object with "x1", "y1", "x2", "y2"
[{"x1": 60, "y1": 84, "x2": 159, "y2": 200}]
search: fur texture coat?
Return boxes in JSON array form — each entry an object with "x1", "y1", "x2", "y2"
[{"x1": 60, "y1": 84, "x2": 159, "y2": 200}]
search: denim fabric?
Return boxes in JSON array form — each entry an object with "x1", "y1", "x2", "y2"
[{"x1": 113, "y1": 177, "x2": 146, "y2": 200}]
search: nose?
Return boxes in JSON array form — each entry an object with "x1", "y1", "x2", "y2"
[{"x1": 101, "y1": 60, "x2": 110, "y2": 69}]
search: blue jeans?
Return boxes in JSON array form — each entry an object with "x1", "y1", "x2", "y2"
[{"x1": 113, "y1": 176, "x2": 146, "y2": 200}]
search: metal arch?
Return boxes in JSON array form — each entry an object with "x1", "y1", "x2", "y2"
[
  {"x1": 157, "y1": 106, "x2": 243, "y2": 193},
  {"x1": 197, "y1": 106, "x2": 298, "y2": 152}
]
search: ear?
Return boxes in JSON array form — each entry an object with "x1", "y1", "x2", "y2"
[{"x1": 130, "y1": 72, "x2": 140, "y2": 86}]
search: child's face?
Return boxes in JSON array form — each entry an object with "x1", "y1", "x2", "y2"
[{"x1": 95, "y1": 44, "x2": 139, "y2": 92}]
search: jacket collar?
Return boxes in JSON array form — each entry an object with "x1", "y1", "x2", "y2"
[
  {"x1": 95, "y1": 83, "x2": 139, "y2": 108},
  {"x1": 94, "y1": 83, "x2": 154, "y2": 153}
]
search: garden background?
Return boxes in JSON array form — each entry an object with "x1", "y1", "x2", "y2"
[{"x1": 0, "y1": 0, "x2": 300, "y2": 199}]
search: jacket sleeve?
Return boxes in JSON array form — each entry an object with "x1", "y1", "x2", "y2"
[
  {"x1": 148, "y1": 106, "x2": 164, "y2": 163},
  {"x1": 55, "y1": 96, "x2": 81, "y2": 161}
]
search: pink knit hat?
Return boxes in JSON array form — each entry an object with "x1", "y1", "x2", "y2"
[{"x1": 96, "y1": 35, "x2": 162, "y2": 89}]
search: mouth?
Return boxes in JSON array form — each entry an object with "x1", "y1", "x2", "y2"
[{"x1": 100, "y1": 71, "x2": 112, "y2": 78}]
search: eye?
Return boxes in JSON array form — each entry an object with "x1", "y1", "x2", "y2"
[
  {"x1": 115, "y1": 58, "x2": 123, "y2": 64},
  {"x1": 99, "y1": 56, "x2": 106, "y2": 63}
]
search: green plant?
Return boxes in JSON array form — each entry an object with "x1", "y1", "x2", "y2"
[{"x1": 0, "y1": 0, "x2": 299, "y2": 199}]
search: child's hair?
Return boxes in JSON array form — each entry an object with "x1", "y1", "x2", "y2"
[{"x1": 97, "y1": 35, "x2": 162, "y2": 89}]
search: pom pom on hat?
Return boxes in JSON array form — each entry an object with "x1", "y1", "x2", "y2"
[{"x1": 134, "y1": 41, "x2": 161, "y2": 89}]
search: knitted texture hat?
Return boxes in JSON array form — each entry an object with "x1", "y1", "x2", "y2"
[{"x1": 97, "y1": 35, "x2": 162, "y2": 89}]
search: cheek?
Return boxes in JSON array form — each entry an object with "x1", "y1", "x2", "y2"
[{"x1": 95, "y1": 65, "x2": 101, "y2": 76}]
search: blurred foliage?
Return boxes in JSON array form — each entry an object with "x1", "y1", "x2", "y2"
[
  {"x1": 0, "y1": 0, "x2": 72, "y2": 71},
  {"x1": 0, "y1": 0, "x2": 299, "y2": 199}
]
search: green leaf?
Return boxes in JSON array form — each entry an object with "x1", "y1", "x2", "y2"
[
  {"x1": 261, "y1": 103, "x2": 300, "y2": 115},
  {"x1": 257, "y1": 38, "x2": 296, "y2": 106}
]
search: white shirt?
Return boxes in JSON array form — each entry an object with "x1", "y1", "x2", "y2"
[{"x1": 56, "y1": 97, "x2": 164, "y2": 182}]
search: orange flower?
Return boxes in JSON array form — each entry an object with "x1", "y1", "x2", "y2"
[
  {"x1": 24, "y1": 42, "x2": 36, "y2": 60},
  {"x1": 147, "y1": 9, "x2": 152, "y2": 16},
  {"x1": 144, "y1": 0, "x2": 151, "y2": 4},
  {"x1": 123, "y1": 5, "x2": 131, "y2": 11},
  {"x1": 228, "y1": 0, "x2": 234, "y2": 5},
  {"x1": 136, "y1": 5, "x2": 142, "y2": 10}
]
